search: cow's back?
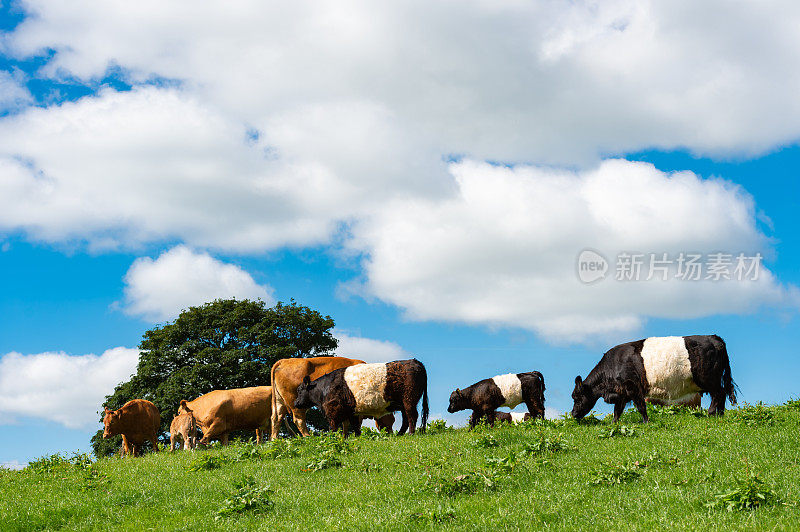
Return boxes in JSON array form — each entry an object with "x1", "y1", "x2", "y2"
[{"x1": 185, "y1": 387, "x2": 272, "y2": 430}]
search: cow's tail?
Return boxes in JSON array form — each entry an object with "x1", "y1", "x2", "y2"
[
  {"x1": 419, "y1": 360, "x2": 429, "y2": 433},
  {"x1": 270, "y1": 359, "x2": 299, "y2": 437},
  {"x1": 536, "y1": 371, "x2": 546, "y2": 416},
  {"x1": 716, "y1": 335, "x2": 738, "y2": 405}
]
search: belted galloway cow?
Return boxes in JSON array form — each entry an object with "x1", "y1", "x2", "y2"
[
  {"x1": 294, "y1": 359, "x2": 429, "y2": 437},
  {"x1": 572, "y1": 335, "x2": 736, "y2": 422},
  {"x1": 270, "y1": 356, "x2": 393, "y2": 440},
  {"x1": 103, "y1": 399, "x2": 161, "y2": 457},
  {"x1": 447, "y1": 372, "x2": 545, "y2": 428}
]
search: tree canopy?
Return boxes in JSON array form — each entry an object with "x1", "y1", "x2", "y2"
[{"x1": 91, "y1": 298, "x2": 337, "y2": 457}]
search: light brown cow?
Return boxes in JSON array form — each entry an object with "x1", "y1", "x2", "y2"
[
  {"x1": 270, "y1": 356, "x2": 365, "y2": 440},
  {"x1": 169, "y1": 411, "x2": 197, "y2": 451},
  {"x1": 179, "y1": 386, "x2": 272, "y2": 445},
  {"x1": 103, "y1": 399, "x2": 161, "y2": 457},
  {"x1": 270, "y1": 356, "x2": 395, "y2": 439}
]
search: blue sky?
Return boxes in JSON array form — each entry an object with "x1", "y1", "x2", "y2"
[{"x1": 1, "y1": 1, "x2": 799, "y2": 467}]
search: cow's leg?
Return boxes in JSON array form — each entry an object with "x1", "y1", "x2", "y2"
[
  {"x1": 524, "y1": 399, "x2": 545, "y2": 420},
  {"x1": 632, "y1": 396, "x2": 649, "y2": 423},
  {"x1": 612, "y1": 400, "x2": 626, "y2": 423},
  {"x1": 271, "y1": 401, "x2": 289, "y2": 440},
  {"x1": 709, "y1": 391, "x2": 726, "y2": 416},
  {"x1": 151, "y1": 433, "x2": 159, "y2": 453},
  {"x1": 406, "y1": 406, "x2": 419, "y2": 435},
  {"x1": 376, "y1": 414, "x2": 394, "y2": 434},
  {"x1": 170, "y1": 435, "x2": 176, "y2": 452},
  {"x1": 291, "y1": 408, "x2": 312, "y2": 437},
  {"x1": 398, "y1": 409, "x2": 409, "y2": 435},
  {"x1": 350, "y1": 415, "x2": 362, "y2": 437},
  {"x1": 220, "y1": 432, "x2": 229, "y2": 446},
  {"x1": 469, "y1": 410, "x2": 481, "y2": 429}
]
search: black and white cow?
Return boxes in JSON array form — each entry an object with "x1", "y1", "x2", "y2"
[
  {"x1": 294, "y1": 359, "x2": 429, "y2": 437},
  {"x1": 571, "y1": 334, "x2": 736, "y2": 423},
  {"x1": 447, "y1": 372, "x2": 545, "y2": 427}
]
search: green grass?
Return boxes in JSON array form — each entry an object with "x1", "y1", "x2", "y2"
[{"x1": 3, "y1": 403, "x2": 800, "y2": 531}]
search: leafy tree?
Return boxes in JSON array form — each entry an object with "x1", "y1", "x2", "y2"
[{"x1": 91, "y1": 298, "x2": 337, "y2": 457}]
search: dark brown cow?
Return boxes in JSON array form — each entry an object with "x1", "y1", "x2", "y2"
[
  {"x1": 103, "y1": 399, "x2": 161, "y2": 457},
  {"x1": 294, "y1": 359, "x2": 429, "y2": 437},
  {"x1": 179, "y1": 386, "x2": 272, "y2": 445},
  {"x1": 169, "y1": 411, "x2": 197, "y2": 451},
  {"x1": 270, "y1": 356, "x2": 393, "y2": 439}
]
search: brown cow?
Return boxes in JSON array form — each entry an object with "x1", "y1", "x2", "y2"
[
  {"x1": 270, "y1": 356, "x2": 366, "y2": 440},
  {"x1": 179, "y1": 386, "x2": 272, "y2": 445},
  {"x1": 103, "y1": 399, "x2": 161, "y2": 457},
  {"x1": 169, "y1": 411, "x2": 197, "y2": 451}
]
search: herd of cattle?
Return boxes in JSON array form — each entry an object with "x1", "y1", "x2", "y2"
[{"x1": 101, "y1": 334, "x2": 737, "y2": 456}]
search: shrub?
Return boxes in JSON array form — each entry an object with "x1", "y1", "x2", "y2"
[
  {"x1": 189, "y1": 454, "x2": 227, "y2": 471},
  {"x1": 425, "y1": 419, "x2": 452, "y2": 435},
  {"x1": 520, "y1": 434, "x2": 569, "y2": 455},
  {"x1": 589, "y1": 463, "x2": 644, "y2": 485},
  {"x1": 473, "y1": 434, "x2": 499, "y2": 448},
  {"x1": 731, "y1": 403, "x2": 775, "y2": 426},
  {"x1": 485, "y1": 452, "x2": 517, "y2": 474},
  {"x1": 304, "y1": 453, "x2": 343, "y2": 472},
  {"x1": 28, "y1": 452, "x2": 93, "y2": 474},
  {"x1": 598, "y1": 425, "x2": 636, "y2": 439},
  {"x1": 425, "y1": 472, "x2": 497, "y2": 496},
  {"x1": 706, "y1": 473, "x2": 781, "y2": 511},
  {"x1": 215, "y1": 476, "x2": 274, "y2": 520}
]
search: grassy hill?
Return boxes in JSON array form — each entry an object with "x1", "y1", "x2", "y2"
[{"x1": 3, "y1": 402, "x2": 800, "y2": 531}]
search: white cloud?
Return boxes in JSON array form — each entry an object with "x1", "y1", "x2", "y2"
[
  {"x1": 0, "y1": 347, "x2": 139, "y2": 429},
  {"x1": 0, "y1": 1, "x2": 796, "y2": 342},
  {"x1": 122, "y1": 245, "x2": 273, "y2": 322},
  {"x1": 8, "y1": 1, "x2": 800, "y2": 164},
  {"x1": 0, "y1": 71, "x2": 30, "y2": 112},
  {"x1": 333, "y1": 331, "x2": 409, "y2": 363},
  {"x1": 349, "y1": 159, "x2": 797, "y2": 343}
]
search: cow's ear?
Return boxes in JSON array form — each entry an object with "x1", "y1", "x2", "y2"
[
  {"x1": 574, "y1": 376, "x2": 582, "y2": 387},
  {"x1": 303, "y1": 376, "x2": 311, "y2": 385}
]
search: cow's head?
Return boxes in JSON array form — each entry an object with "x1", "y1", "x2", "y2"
[
  {"x1": 294, "y1": 376, "x2": 320, "y2": 410},
  {"x1": 102, "y1": 406, "x2": 120, "y2": 438},
  {"x1": 447, "y1": 388, "x2": 467, "y2": 413},
  {"x1": 571, "y1": 376, "x2": 599, "y2": 419}
]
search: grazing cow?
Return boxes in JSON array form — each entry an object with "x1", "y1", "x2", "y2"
[
  {"x1": 270, "y1": 356, "x2": 393, "y2": 440},
  {"x1": 294, "y1": 359, "x2": 429, "y2": 437},
  {"x1": 447, "y1": 372, "x2": 546, "y2": 428},
  {"x1": 169, "y1": 411, "x2": 197, "y2": 451},
  {"x1": 571, "y1": 335, "x2": 736, "y2": 423},
  {"x1": 179, "y1": 386, "x2": 272, "y2": 445},
  {"x1": 103, "y1": 399, "x2": 161, "y2": 457}
]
